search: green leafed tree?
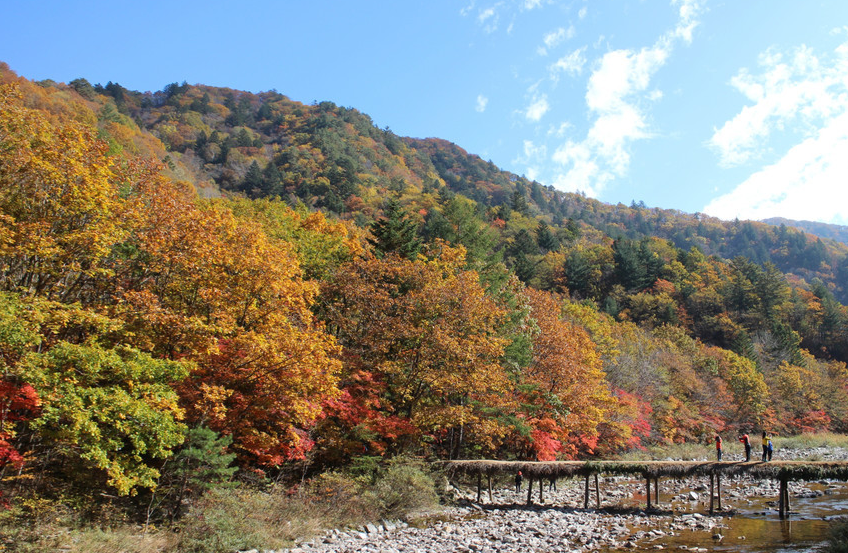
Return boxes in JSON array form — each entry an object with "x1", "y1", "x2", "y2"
[{"x1": 22, "y1": 342, "x2": 189, "y2": 495}]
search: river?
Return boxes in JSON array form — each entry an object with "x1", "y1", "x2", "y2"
[
  {"x1": 285, "y1": 449, "x2": 848, "y2": 553},
  {"x1": 601, "y1": 478, "x2": 848, "y2": 552}
]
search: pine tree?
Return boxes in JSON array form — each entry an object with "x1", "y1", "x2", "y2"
[
  {"x1": 536, "y1": 221, "x2": 559, "y2": 252},
  {"x1": 368, "y1": 199, "x2": 422, "y2": 259},
  {"x1": 153, "y1": 425, "x2": 237, "y2": 522},
  {"x1": 241, "y1": 160, "x2": 263, "y2": 194},
  {"x1": 511, "y1": 189, "x2": 529, "y2": 216},
  {"x1": 564, "y1": 250, "x2": 591, "y2": 298},
  {"x1": 613, "y1": 238, "x2": 646, "y2": 291},
  {"x1": 261, "y1": 162, "x2": 282, "y2": 196}
]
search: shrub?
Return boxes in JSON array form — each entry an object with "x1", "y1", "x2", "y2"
[
  {"x1": 177, "y1": 487, "x2": 290, "y2": 553},
  {"x1": 372, "y1": 460, "x2": 438, "y2": 519}
]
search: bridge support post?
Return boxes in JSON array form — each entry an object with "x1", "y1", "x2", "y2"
[
  {"x1": 778, "y1": 478, "x2": 791, "y2": 518},
  {"x1": 487, "y1": 474, "x2": 492, "y2": 503},
  {"x1": 646, "y1": 476, "x2": 652, "y2": 510},
  {"x1": 477, "y1": 473, "x2": 482, "y2": 504},
  {"x1": 527, "y1": 477, "x2": 533, "y2": 505},
  {"x1": 778, "y1": 478, "x2": 787, "y2": 518},
  {"x1": 654, "y1": 477, "x2": 659, "y2": 505},
  {"x1": 709, "y1": 473, "x2": 715, "y2": 515},
  {"x1": 785, "y1": 481, "x2": 791, "y2": 512},
  {"x1": 595, "y1": 474, "x2": 601, "y2": 509},
  {"x1": 539, "y1": 475, "x2": 544, "y2": 503},
  {"x1": 717, "y1": 473, "x2": 722, "y2": 510}
]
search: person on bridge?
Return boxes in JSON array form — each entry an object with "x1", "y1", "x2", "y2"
[
  {"x1": 515, "y1": 471, "x2": 523, "y2": 493},
  {"x1": 715, "y1": 435, "x2": 723, "y2": 461},
  {"x1": 762, "y1": 431, "x2": 769, "y2": 462},
  {"x1": 767, "y1": 434, "x2": 774, "y2": 461},
  {"x1": 739, "y1": 433, "x2": 751, "y2": 462}
]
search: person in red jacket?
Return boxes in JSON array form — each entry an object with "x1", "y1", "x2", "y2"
[
  {"x1": 715, "y1": 435, "x2": 723, "y2": 461},
  {"x1": 739, "y1": 433, "x2": 751, "y2": 462}
]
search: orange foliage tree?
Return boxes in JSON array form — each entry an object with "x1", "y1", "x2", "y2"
[
  {"x1": 518, "y1": 289, "x2": 615, "y2": 459},
  {"x1": 319, "y1": 244, "x2": 512, "y2": 459},
  {"x1": 0, "y1": 83, "x2": 133, "y2": 302},
  {"x1": 109, "y1": 176, "x2": 341, "y2": 466}
]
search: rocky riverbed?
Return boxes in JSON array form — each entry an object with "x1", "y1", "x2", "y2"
[{"x1": 258, "y1": 447, "x2": 848, "y2": 553}]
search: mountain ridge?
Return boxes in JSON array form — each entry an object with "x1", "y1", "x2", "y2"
[
  {"x1": 2, "y1": 63, "x2": 846, "y2": 305},
  {"x1": 762, "y1": 217, "x2": 848, "y2": 246}
]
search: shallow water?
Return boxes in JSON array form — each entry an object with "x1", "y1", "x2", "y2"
[{"x1": 613, "y1": 481, "x2": 848, "y2": 552}]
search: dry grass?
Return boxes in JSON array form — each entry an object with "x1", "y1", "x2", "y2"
[
  {"x1": 1, "y1": 458, "x2": 441, "y2": 553},
  {"x1": 775, "y1": 432, "x2": 848, "y2": 451},
  {"x1": 67, "y1": 529, "x2": 177, "y2": 553}
]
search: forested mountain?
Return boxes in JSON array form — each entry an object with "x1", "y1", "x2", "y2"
[
  {"x1": 763, "y1": 217, "x2": 848, "y2": 247},
  {"x1": 2, "y1": 62, "x2": 848, "y2": 509},
  {"x1": 17, "y1": 64, "x2": 844, "y2": 300},
  {"x1": 49, "y1": 69, "x2": 845, "y2": 302}
]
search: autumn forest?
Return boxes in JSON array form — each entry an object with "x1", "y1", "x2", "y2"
[{"x1": 1, "y1": 62, "x2": 848, "y2": 514}]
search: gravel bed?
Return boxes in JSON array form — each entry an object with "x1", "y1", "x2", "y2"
[{"x1": 256, "y1": 447, "x2": 848, "y2": 553}]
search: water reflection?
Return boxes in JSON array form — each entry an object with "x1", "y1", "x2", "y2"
[{"x1": 602, "y1": 481, "x2": 847, "y2": 552}]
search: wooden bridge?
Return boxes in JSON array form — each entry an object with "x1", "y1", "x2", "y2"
[{"x1": 442, "y1": 459, "x2": 848, "y2": 518}]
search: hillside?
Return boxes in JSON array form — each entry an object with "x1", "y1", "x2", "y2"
[
  {"x1": 763, "y1": 217, "x2": 848, "y2": 246},
  {"x1": 1, "y1": 62, "x2": 848, "y2": 524},
  {"x1": 9, "y1": 64, "x2": 844, "y2": 299}
]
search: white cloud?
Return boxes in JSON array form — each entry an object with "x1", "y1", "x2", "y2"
[
  {"x1": 476, "y1": 94, "x2": 489, "y2": 112},
  {"x1": 537, "y1": 26, "x2": 573, "y2": 56},
  {"x1": 515, "y1": 140, "x2": 547, "y2": 180},
  {"x1": 546, "y1": 1, "x2": 703, "y2": 197},
  {"x1": 512, "y1": 140, "x2": 548, "y2": 183},
  {"x1": 522, "y1": 139, "x2": 547, "y2": 160},
  {"x1": 525, "y1": 94, "x2": 550, "y2": 122},
  {"x1": 672, "y1": 0, "x2": 703, "y2": 43},
  {"x1": 704, "y1": 110, "x2": 848, "y2": 225},
  {"x1": 704, "y1": 40, "x2": 848, "y2": 224},
  {"x1": 549, "y1": 47, "x2": 587, "y2": 79},
  {"x1": 578, "y1": 6, "x2": 587, "y2": 19},
  {"x1": 548, "y1": 121, "x2": 572, "y2": 138},
  {"x1": 709, "y1": 43, "x2": 848, "y2": 167},
  {"x1": 551, "y1": 141, "x2": 603, "y2": 196},
  {"x1": 478, "y1": 7, "x2": 498, "y2": 32},
  {"x1": 585, "y1": 46, "x2": 668, "y2": 114}
]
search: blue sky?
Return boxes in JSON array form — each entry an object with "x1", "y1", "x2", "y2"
[{"x1": 3, "y1": 1, "x2": 848, "y2": 225}]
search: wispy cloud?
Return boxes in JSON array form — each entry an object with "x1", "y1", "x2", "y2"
[
  {"x1": 704, "y1": 110, "x2": 848, "y2": 225},
  {"x1": 704, "y1": 40, "x2": 848, "y2": 224},
  {"x1": 549, "y1": 0, "x2": 702, "y2": 195},
  {"x1": 549, "y1": 47, "x2": 587, "y2": 80},
  {"x1": 515, "y1": 139, "x2": 548, "y2": 181},
  {"x1": 476, "y1": 94, "x2": 489, "y2": 112},
  {"x1": 537, "y1": 26, "x2": 574, "y2": 56},
  {"x1": 672, "y1": 0, "x2": 703, "y2": 43},
  {"x1": 478, "y1": 6, "x2": 499, "y2": 32},
  {"x1": 525, "y1": 94, "x2": 550, "y2": 122},
  {"x1": 709, "y1": 44, "x2": 847, "y2": 166}
]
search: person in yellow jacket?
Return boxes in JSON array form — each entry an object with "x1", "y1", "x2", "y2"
[{"x1": 762, "y1": 431, "x2": 769, "y2": 462}]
